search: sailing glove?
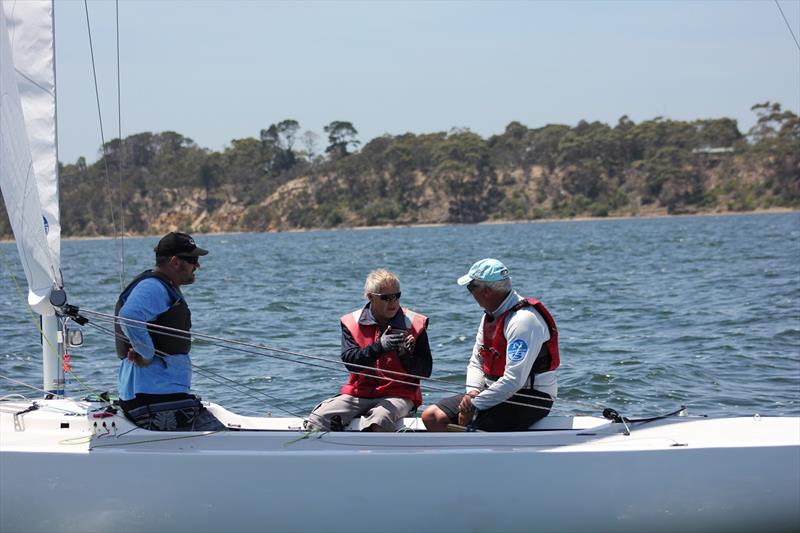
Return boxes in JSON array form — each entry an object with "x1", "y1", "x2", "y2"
[{"x1": 380, "y1": 329, "x2": 407, "y2": 351}]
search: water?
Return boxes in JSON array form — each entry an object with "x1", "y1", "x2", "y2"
[{"x1": 1, "y1": 213, "x2": 799, "y2": 419}]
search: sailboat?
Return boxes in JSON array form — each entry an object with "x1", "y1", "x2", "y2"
[{"x1": 2, "y1": 2, "x2": 799, "y2": 532}]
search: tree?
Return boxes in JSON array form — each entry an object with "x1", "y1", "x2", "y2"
[
  {"x1": 224, "y1": 137, "x2": 265, "y2": 191},
  {"x1": 527, "y1": 124, "x2": 570, "y2": 172},
  {"x1": 260, "y1": 125, "x2": 279, "y2": 149},
  {"x1": 562, "y1": 159, "x2": 608, "y2": 200},
  {"x1": 749, "y1": 102, "x2": 799, "y2": 143},
  {"x1": 301, "y1": 130, "x2": 319, "y2": 160},
  {"x1": 198, "y1": 152, "x2": 222, "y2": 208},
  {"x1": 126, "y1": 134, "x2": 150, "y2": 167},
  {"x1": 694, "y1": 118, "x2": 742, "y2": 148},
  {"x1": 324, "y1": 121, "x2": 360, "y2": 159},
  {"x1": 276, "y1": 119, "x2": 300, "y2": 150},
  {"x1": 487, "y1": 121, "x2": 530, "y2": 169},
  {"x1": 431, "y1": 131, "x2": 497, "y2": 222},
  {"x1": 642, "y1": 146, "x2": 690, "y2": 203},
  {"x1": 747, "y1": 102, "x2": 800, "y2": 203},
  {"x1": 260, "y1": 120, "x2": 300, "y2": 174}
]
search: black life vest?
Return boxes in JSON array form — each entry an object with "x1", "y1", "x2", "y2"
[{"x1": 114, "y1": 270, "x2": 191, "y2": 359}]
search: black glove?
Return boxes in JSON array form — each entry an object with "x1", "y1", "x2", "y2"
[
  {"x1": 380, "y1": 328, "x2": 406, "y2": 351},
  {"x1": 398, "y1": 336, "x2": 415, "y2": 357}
]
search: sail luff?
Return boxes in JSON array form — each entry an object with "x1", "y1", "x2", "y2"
[
  {"x1": 2, "y1": 0, "x2": 64, "y2": 394},
  {"x1": 5, "y1": 0, "x2": 61, "y2": 288},
  {"x1": 0, "y1": 1, "x2": 57, "y2": 315}
]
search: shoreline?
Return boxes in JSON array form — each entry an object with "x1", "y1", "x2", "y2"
[{"x1": 1, "y1": 207, "x2": 796, "y2": 243}]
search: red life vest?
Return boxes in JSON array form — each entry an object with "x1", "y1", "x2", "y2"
[
  {"x1": 340, "y1": 307, "x2": 428, "y2": 406},
  {"x1": 479, "y1": 298, "x2": 560, "y2": 383}
]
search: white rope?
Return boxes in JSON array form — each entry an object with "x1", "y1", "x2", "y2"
[
  {"x1": 81, "y1": 307, "x2": 553, "y2": 412},
  {"x1": 0, "y1": 374, "x2": 53, "y2": 396},
  {"x1": 84, "y1": 319, "x2": 306, "y2": 418}
]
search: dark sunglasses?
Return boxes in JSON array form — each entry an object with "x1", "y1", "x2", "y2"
[
  {"x1": 177, "y1": 255, "x2": 199, "y2": 265},
  {"x1": 372, "y1": 292, "x2": 401, "y2": 302},
  {"x1": 467, "y1": 281, "x2": 478, "y2": 292}
]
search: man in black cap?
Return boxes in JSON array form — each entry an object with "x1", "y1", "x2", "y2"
[{"x1": 114, "y1": 231, "x2": 225, "y2": 431}]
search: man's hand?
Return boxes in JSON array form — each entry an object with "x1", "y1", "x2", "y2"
[
  {"x1": 457, "y1": 390, "x2": 480, "y2": 425},
  {"x1": 127, "y1": 347, "x2": 152, "y2": 368},
  {"x1": 380, "y1": 327, "x2": 407, "y2": 351},
  {"x1": 398, "y1": 334, "x2": 416, "y2": 356}
]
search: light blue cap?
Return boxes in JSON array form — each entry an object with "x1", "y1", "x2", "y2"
[{"x1": 457, "y1": 258, "x2": 510, "y2": 285}]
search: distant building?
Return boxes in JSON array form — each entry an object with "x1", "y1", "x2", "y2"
[{"x1": 692, "y1": 146, "x2": 735, "y2": 155}]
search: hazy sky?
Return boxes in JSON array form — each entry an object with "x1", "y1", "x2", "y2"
[{"x1": 52, "y1": 0, "x2": 800, "y2": 164}]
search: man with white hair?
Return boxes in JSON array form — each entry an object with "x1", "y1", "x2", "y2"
[
  {"x1": 422, "y1": 258, "x2": 559, "y2": 432},
  {"x1": 307, "y1": 268, "x2": 433, "y2": 432}
]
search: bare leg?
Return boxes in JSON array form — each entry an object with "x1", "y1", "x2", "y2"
[{"x1": 421, "y1": 405, "x2": 451, "y2": 432}]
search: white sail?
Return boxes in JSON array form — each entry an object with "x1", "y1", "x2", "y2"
[{"x1": 0, "y1": 0, "x2": 60, "y2": 315}]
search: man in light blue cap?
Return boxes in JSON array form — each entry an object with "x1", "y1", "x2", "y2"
[
  {"x1": 456, "y1": 258, "x2": 511, "y2": 286},
  {"x1": 421, "y1": 258, "x2": 561, "y2": 432}
]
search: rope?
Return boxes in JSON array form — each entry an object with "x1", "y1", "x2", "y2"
[
  {"x1": 91, "y1": 430, "x2": 226, "y2": 448},
  {"x1": 83, "y1": 0, "x2": 123, "y2": 285},
  {"x1": 115, "y1": 0, "x2": 125, "y2": 288},
  {"x1": 0, "y1": 247, "x2": 42, "y2": 334},
  {"x1": 82, "y1": 308, "x2": 553, "y2": 412},
  {"x1": 1, "y1": 253, "x2": 550, "y2": 416},
  {"x1": 0, "y1": 394, "x2": 29, "y2": 401},
  {"x1": 0, "y1": 249, "x2": 113, "y2": 404},
  {"x1": 99, "y1": 311, "x2": 468, "y2": 396},
  {"x1": 91, "y1": 309, "x2": 435, "y2": 381},
  {"x1": 84, "y1": 319, "x2": 305, "y2": 418},
  {"x1": 0, "y1": 374, "x2": 53, "y2": 397},
  {"x1": 192, "y1": 365, "x2": 304, "y2": 418},
  {"x1": 775, "y1": 0, "x2": 800, "y2": 51}
]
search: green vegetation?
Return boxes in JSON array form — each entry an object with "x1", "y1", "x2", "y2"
[{"x1": 1, "y1": 104, "x2": 798, "y2": 237}]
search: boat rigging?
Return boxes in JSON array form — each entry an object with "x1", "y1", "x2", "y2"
[{"x1": 1, "y1": 2, "x2": 798, "y2": 531}]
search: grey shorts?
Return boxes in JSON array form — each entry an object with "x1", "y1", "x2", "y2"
[{"x1": 306, "y1": 394, "x2": 414, "y2": 432}]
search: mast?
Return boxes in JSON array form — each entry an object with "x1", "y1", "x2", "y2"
[{"x1": 42, "y1": 0, "x2": 63, "y2": 396}]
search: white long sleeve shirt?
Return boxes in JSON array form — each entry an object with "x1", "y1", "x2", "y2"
[{"x1": 467, "y1": 290, "x2": 558, "y2": 411}]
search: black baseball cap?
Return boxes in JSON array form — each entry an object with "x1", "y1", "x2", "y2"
[{"x1": 154, "y1": 232, "x2": 209, "y2": 257}]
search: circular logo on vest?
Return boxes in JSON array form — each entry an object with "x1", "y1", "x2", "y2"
[{"x1": 507, "y1": 339, "x2": 528, "y2": 362}]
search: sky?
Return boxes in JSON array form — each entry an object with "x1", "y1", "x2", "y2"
[{"x1": 52, "y1": 0, "x2": 800, "y2": 165}]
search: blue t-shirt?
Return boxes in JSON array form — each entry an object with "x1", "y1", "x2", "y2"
[{"x1": 117, "y1": 277, "x2": 192, "y2": 400}]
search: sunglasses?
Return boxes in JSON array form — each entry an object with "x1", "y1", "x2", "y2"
[
  {"x1": 372, "y1": 292, "x2": 401, "y2": 302},
  {"x1": 177, "y1": 255, "x2": 199, "y2": 265},
  {"x1": 467, "y1": 281, "x2": 478, "y2": 292}
]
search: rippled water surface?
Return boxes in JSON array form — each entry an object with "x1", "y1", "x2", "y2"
[{"x1": 1, "y1": 213, "x2": 798, "y2": 418}]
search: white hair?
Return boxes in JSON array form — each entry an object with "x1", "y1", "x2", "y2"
[{"x1": 364, "y1": 268, "x2": 400, "y2": 298}]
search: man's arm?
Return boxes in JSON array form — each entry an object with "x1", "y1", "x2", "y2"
[
  {"x1": 119, "y1": 279, "x2": 172, "y2": 363},
  {"x1": 471, "y1": 308, "x2": 549, "y2": 411},
  {"x1": 457, "y1": 322, "x2": 486, "y2": 424},
  {"x1": 465, "y1": 318, "x2": 486, "y2": 393},
  {"x1": 340, "y1": 323, "x2": 384, "y2": 371},
  {"x1": 398, "y1": 329, "x2": 433, "y2": 377}
]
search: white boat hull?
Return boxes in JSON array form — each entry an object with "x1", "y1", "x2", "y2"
[{"x1": 2, "y1": 399, "x2": 799, "y2": 532}]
